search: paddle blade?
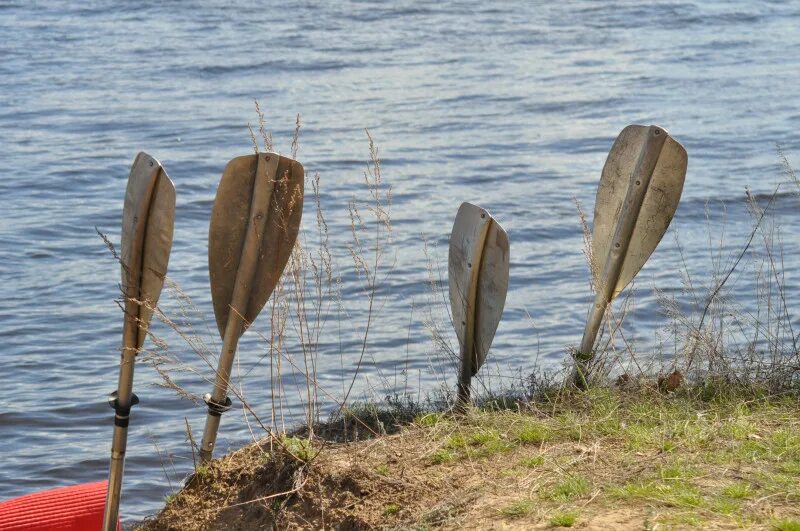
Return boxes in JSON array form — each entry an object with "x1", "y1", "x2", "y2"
[
  {"x1": 591, "y1": 125, "x2": 687, "y2": 297},
  {"x1": 137, "y1": 170, "x2": 176, "y2": 348},
  {"x1": 449, "y1": 203, "x2": 510, "y2": 375},
  {"x1": 473, "y1": 221, "x2": 510, "y2": 371},
  {"x1": 208, "y1": 153, "x2": 304, "y2": 337},
  {"x1": 120, "y1": 152, "x2": 176, "y2": 349}
]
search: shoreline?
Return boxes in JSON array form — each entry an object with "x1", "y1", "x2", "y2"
[{"x1": 137, "y1": 383, "x2": 800, "y2": 530}]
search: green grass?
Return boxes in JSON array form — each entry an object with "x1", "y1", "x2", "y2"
[
  {"x1": 374, "y1": 464, "x2": 390, "y2": 476},
  {"x1": 407, "y1": 388, "x2": 800, "y2": 528},
  {"x1": 541, "y1": 476, "x2": 590, "y2": 501},
  {"x1": 442, "y1": 428, "x2": 515, "y2": 459},
  {"x1": 384, "y1": 503, "x2": 400, "y2": 516},
  {"x1": 555, "y1": 412, "x2": 584, "y2": 442},
  {"x1": 550, "y1": 510, "x2": 578, "y2": 527},
  {"x1": 415, "y1": 413, "x2": 441, "y2": 427},
  {"x1": 773, "y1": 519, "x2": 800, "y2": 531},
  {"x1": 283, "y1": 436, "x2": 314, "y2": 461},
  {"x1": 781, "y1": 459, "x2": 800, "y2": 474},
  {"x1": 430, "y1": 448, "x2": 455, "y2": 464},
  {"x1": 659, "y1": 461, "x2": 696, "y2": 481},
  {"x1": 498, "y1": 499, "x2": 534, "y2": 519},
  {"x1": 520, "y1": 455, "x2": 545, "y2": 468},
  {"x1": 657, "y1": 512, "x2": 705, "y2": 527},
  {"x1": 515, "y1": 422, "x2": 550, "y2": 444},
  {"x1": 610, "y1": 480, "x2": 704, "y2": 508},
  {"x1": 721, "y1": 481, "x2": 753, "y2": 499},
  {"x1": 710, "y1": 497, "x2": 740, "y2": 515}
]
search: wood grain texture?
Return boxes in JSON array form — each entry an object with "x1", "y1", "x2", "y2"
[
  {"x1": 137, "y1": 169, "x2": 176, "y2": 348},
  {"x1": 591, "y1": 125, "x2": 687, "y2": 297},
  {"x1": 208, "y1": 153, "x2": 304, "y2": 338},
  {"x1": 120, "y1": 152, "x2": 175, "y2": 350}
]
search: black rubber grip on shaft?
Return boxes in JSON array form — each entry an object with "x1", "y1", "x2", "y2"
[
  {"x1": 108, "y1": 391, "x2": 139, "y2": 427},
  {"x1": 204, "y1": 393, "x2": 232, "y2": 416}
]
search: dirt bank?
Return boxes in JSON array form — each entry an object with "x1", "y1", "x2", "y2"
[{"x1": 138, "y1": 388, "x2": 800, "y2": 530}]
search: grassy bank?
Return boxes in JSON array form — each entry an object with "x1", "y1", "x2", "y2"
[
  {"x1": 134, "y1": 114, "x2": 800, "y2": 529},
  {"x1": 138, "y1": 385, "x2": 800, "y2": 530}
]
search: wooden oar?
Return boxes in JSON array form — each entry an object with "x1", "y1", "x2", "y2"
[
  {"x1": 573, "y1": 124, "x2": 687, "y2": 388},
  {"x1": 448, "y1": 203, "x2": 510, "y2": 406},
  {"x1": 104, "y1": 152, "x2": 175, "y2": 530},
  {"x1": 199, "y1": 152, "x2": 304, "y2": 462}
]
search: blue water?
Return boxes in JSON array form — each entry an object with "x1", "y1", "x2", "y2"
[{"x1": 2, "y1": 0, "x2": 800, "y2": 522}]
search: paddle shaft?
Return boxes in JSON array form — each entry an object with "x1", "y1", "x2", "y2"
[
  {"x1": 457, "y1": 343, "x2": 472, "y2": 405},
  {"x1": 199, "y1": 305, "x2": 245, "y2": 462},
  {"x1": 200, "y1": 157, "x2": 275, "y2": 462},
  {"x1": 575, "y1": 126, "x2": 666, "y2": 385},
  {"x1": 456, "y1": 219, "x2": 492, "y2": 407},
  {"x1": 103, "y1": 310, "x2": 138, "y2": 531}
]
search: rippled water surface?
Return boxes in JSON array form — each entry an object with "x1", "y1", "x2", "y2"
[{"x1": 2, "y1": 0, "x2": 800, "y2": 521}]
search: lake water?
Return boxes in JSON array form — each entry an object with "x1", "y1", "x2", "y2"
[{"x1": 2, "y1": 0, "x2": 800, "y2": 522}]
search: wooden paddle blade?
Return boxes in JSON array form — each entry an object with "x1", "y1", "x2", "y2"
[
  {"x1": 120, "y1": 152, "x2": 176, "y2": 349},
  {"x1": 121, "y1": 153, "x2": 159, "y2": 292},
  {"x1": 591, "y1": 125, "x2": 687, "y2": 297},
  {"x1": 473, "y1": 220, "x2": 509, "y2": 373},
  {"x1": 449, "y1": 203, "x2": 490, "y2": 350},
  {"x1": 448, "y1": 203, "x2": 510, "y2": 375},
  {"x1": 208, "y1": 153, "x2": 304, "y2": 338},
  {"x1": 137, "y1": 169, "x2": 175, "y2": 348}
]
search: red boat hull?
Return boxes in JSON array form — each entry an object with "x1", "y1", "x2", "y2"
[{"x1": 0, "y1": 481, "x2": 118, "y2": 531}]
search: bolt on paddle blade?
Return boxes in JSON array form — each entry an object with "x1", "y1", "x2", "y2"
[
  {"x1": 448, "y1": 203, "x2": 510, "y2": 376},
  {"x1": 591, "y1": 125, "x2": 687, "y2": 298},
  {"x1": 120, "y1": 152, "x2": 176, "y2": 346},
  {"x1": 208, "y1": 153, "x2": 304, "y2": 338}
]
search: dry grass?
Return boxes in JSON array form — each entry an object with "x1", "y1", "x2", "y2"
[{"x1": 138, "y1": 387, "x2": 800, "y2": 530}]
